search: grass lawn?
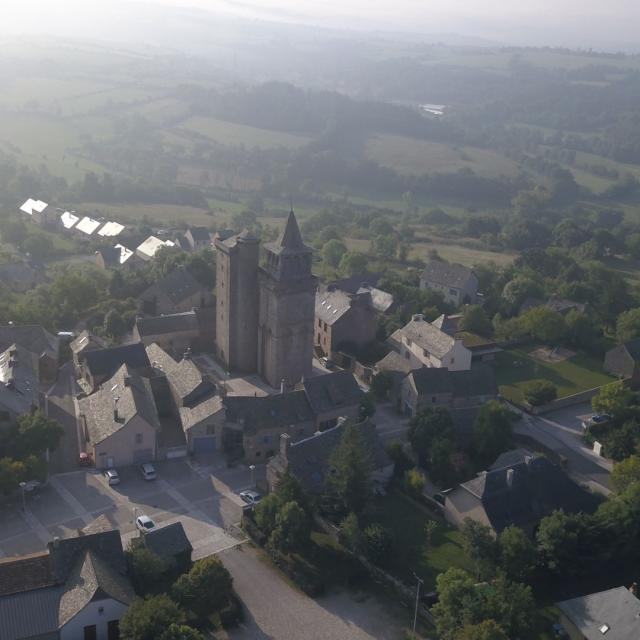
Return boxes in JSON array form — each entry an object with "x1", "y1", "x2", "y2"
[
  {"x1": 495, "y1": 346, "x2": 615, "y2": 404},
  {"x1": 367, "y1": 490, "x2": 473, "y2": 591}
]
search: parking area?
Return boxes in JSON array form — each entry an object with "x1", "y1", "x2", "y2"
[{"x1": 0, "y1": 457, "x2": 254, "y2": 559}]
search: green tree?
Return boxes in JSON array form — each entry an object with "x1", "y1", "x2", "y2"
[
  {"x1": 327, "y1": 422, "x2": 373, "y2": 515},
  {"x1": 592, "y1": 381, "x2": 634, "y2": 419},
  {"x1": 104, "y1": 309, "x2": 126, "y2": 339},
  {"x1": 321, "y1": 239, "x2": 347, "y2": 268},
  {"x1": 404, "y1": 467, "x2": 426, "y2": 498},
  {"x1": 369, "y1": 217, "x2": 394, "y2": 236},
  {"x1": 126, "y1": 545, "x2": 168, "y2": 595},
  {"x1": 339, "y1": 512, "x2": 362, "y2": 552},
  {"x1": 617, "y1": 308, "x2": 640, "y2": 342},
  {"x1": 461, "y1": 519, "x2": 498, "y2": 580},
  {"x1": 456, "y1": 620, "x2": 509, "y2": 640},
  {"x1": 459, "y1": 305, "x2": 493, "y2": 337},
  {"x1": 159, "y1": 624, "x2": 204, "y2": 640},
  {"x1": 432, "y1": 568, "x2": 476, "y2": 639},
  {"x1": 274, "y1": 470, "x2": 310, "y2": 515},
  {"x1": 119, "y1": 594, "x2": 185, "y2": 640},
  {"x1": 370, "y1": 235, "x2": 398, "y2": 259},
  {"x1": 424, "y1": 520, "x2": 438, "y2": 549},
  {"x1": 386, "y1": 441, "x2": 412, "y2": 478},
  {"x1": 23, "y1": 234, "x2": 54, "y2": 259},
  {"x1": 409, "y1": 407, "x2": 455, "y2": 462},
  {"x1": 0, "y1": 219, "x2": 28, "y2": 246},
  {"x1": 611, "y1": 455, "x2": 640, "y2": 493},
  {"x1": 472, "y1": 401, "x2": 514, "y2": 467},
  {"x1": 0, "y1": 457, "x2": 26, "y2": 496},
  {"x1": 254, "y1": 493, "x2": 281, "y2": 534},
  {"x1": 269, "y1": 501, "x2": 310, "y2": 553},
  {"x1": 361, "y1": 524, "x2": 393, "y2": 564},
  {"x1": 172, "y1": 556, "x2": 233, "y2": 618},
  {"x1": 16, "y1": 411, "x2": 64, "y2": 456},
  {"x1": 338, "y1": 251, "x2": 368, "y2": 277},
  {"x1": 523, "y1": 379, "x2": 557, "y2": 406},
  {"x1": 522, "y1": 307, "x2": 565, "y2": 344},
  {"x1": 536, "y1": 510, "x2": 590, "y2": 576},
  {"x1": 564, "y1": 309, "x2": 597, "y2": 349},
  {"x1": 498, "y1": 525, "x2": 537, "y2": 582}
]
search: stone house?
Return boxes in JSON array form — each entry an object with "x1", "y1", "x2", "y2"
[
  {"x1": 444, "y1": 450, "x2": 599, "y2": 535},
  {"x1": 0, "y1": 324, "x2": 60, "y2": 383},
  {"x1": 95, "y1": 245, "x2": 142, "y2": 270},
  {"x1": 557, "y1": 586, "x2": 640, "y2": 640},
  {"x1": 420, "y1": 260, "x2": 479, "y2": 307},
  {"x1": 388, "y1": 314, "x2": 472, "y2": 371},
  {"x1": 400, "y1": 363, "x2": 498, "y2": 417},
  {"x1": 298, "y1": 370, "x2": 363, "y2": 430},
  {"x1": 604, "y1": 338, "x2": 640, "y2": 382},
  {"x1": 139, "y1": 266, "x2": 214, "y2": 316},
  {"x1": 78, "y1": 364, "x2": 160, "y2": 469},
  {"x1": 266, "y1": 417, "x2": 393, "y2": 495},
  {"x1": 69, "y1": 331, "x2": 107, "y2": 370},
  {"x1": 77, "y1": 343, "x2": 151, "y2": 393},
  {"x1": 314, "y1": 289, "x2": 378, "y2": 358},
  {"x1": 0, "y1": 528, "x2": 133, "y2": 640},
  {"x1": 183, "y1": 227, "x2": 212, "y2": 251}
]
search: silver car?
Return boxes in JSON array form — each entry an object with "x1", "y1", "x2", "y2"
[
  {"x1": 104, "y1": 469, "x2": 120, "y2": 486},
  {"x1": 139, "y1": 463, "x2": 157, "y2": 481}
]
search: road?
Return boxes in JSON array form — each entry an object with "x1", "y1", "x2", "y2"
[
  {"x1": 220, "y1": 545, "x2": 407, "y2": 640},
  {"x1": 513, "y1": 402, "x2": 612, "y2": 495}
]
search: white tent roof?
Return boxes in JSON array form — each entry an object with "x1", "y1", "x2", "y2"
[
  {"x1": 114, "y1": 244, "x2": 134, "y2": 264},
  {"x1": 98, "y1": 221, "x2": 125, "y2": 237},
  {"x1": 19, "y1": 198, "x2": 48, "y2": 215},
  {"x1": 136, "y1": 236, "x2": 176, "y2": 260},
  {"x1": 76, "y1": 216, "x2": 102, "y2": 235},
  {"x1": 60, "y1": 211, "x2": 79, "y2": 230}
]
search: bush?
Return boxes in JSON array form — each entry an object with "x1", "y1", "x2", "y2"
[
  {"x1": 241, "y1": 511, "x2": 267, "y2": 546},
  {"x1": 523, "y1": 379, "x2": 558, "y2": 406},
  {"x1": 362, "y1": 524, "x2": 393, "y2": 564},
  {"x1": 404, "y1": 468, "x2": 426, "y2": 498}
]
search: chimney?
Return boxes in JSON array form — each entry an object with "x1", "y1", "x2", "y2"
[
  {"x1": 630, "y1": 582, "x2": 638, "y2": 597},
  {"x1": 412, "y1": 314, "x2": 424, "y2": 322},
  {"x1": 280, "y1": 433, "x2": 291, "y2": 459},
  {"x1": 113, "y1": 396, "x2": 120, "y2": 422},
  {"x1": 280, "y1": 378, "x2": 286, "y2": 395},
  {"x1": 506, "y1": 468, "x2": 515, "y2": 489},
  {"x1": 183, "y1": 348, "x2": 192, "y2": 360},
  {"x1": 53, "y1": 536, "x2": 60, "y2": 548}
]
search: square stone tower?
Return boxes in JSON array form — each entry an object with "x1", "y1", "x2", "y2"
[
  {"x1": 215, "y1": 229, "x2": 260, "y2": 373},
  {"x1": 258, "y1": 210, "x2": 317, "y2": 389}
]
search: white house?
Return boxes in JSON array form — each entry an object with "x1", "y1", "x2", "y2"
[
  {"x1": 388, "y1": 314, "x2": 472, "y2": 371},
  {"x1": 420, "y1": 260, "x2": 479, "y2": 307}
]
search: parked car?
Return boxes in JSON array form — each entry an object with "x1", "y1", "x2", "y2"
[
  {"x1": 103, "y1": 469, "x2": 120, "y2": 486},
  {"x1": 79, "y1": 452, "x2": 93, "y2": 467},
  {"x1": 319, "y1": 356, "x2": 336, "y2": 370},
  {"x1": 581, "y1": 414, "x2": 612, "y2": 431},
  {"x1": 239, "y1": 490, "x2": 262, "y2": 506},
  {"x1": 136, "y1": 515, "x2": 156, "y2": 533},
  {"x1": 139, "y1": 463, "x2": 156, "y2": 481}
]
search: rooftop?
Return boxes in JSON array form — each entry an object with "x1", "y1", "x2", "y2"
[
  {"x1": 301, "y1": 370, "x2": 363, "y2": 414},
  {"x1": 409, "y1": 364, "x2": 498, "y2": 399},
  {"x1": 143, "y1": 522, "x2": 192, "y2": 560},
  {"x1": 19, "y1": 198, "x2": 48, "y2": 215},
  {"x1": 136, "y1": 311, "x2": 199, "y2": 338},
  {"x1": 149, "y1": 266, "x2": 207, "y2": 306},
  {"x1": 421, "y1": 260, "x2": 476, "y2": 289},
  {"x1": 60, "y1": 211, "x2": 79, "y2": 229},
  {"x1": 0, "y1": 324, "x2": 59, "y2": 359},
  {"x1": 136, "y1": 235, "x2": 176, "y2": 260},
  {"x1": 390, "y1": 315, "x2": 456, "y2": 359},
  {"x1": 264, "y1": 210, "x2": 311, "y2": 256},
  {"x1": 0, "y1": 343, "x2": 40, "y2": 415},
  {"x1": 315, "y1": 290, "x2": 353, "y2": 326},
  {"x1": 97, "y1": 221, "x2": 125, "y2": 237},
  {"x1": 75, "y1": 216, "x2": 102, "y2": 236},
  {"x1": 80, "y1": 342, "x2": 150, "y2": 380}
]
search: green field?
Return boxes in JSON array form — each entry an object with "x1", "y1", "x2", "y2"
[
  {"x1": 177, "y1": 115, "x2": 311, "y2": 150},
  {"x1": 76, "y1": 202, "x2": 218, "y2": 227},
  {"x1": 365, "y1": 134, "x2": 520, "y2": 178},
  {"x1": 495, "y1": 346, "x2": 615, "y2": 404}
]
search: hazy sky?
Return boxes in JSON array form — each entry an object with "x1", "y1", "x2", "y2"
[{"x1": 4, "y1": 0, "x2": 640, "y2": 49}]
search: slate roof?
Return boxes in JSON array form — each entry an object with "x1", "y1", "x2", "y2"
[
  {"x1": 455, "y1": 454, "x2": 600, "y2": 533},
  {"x1": 20, "y1": 198, "x2": 48, "y2": 216},
  {"x1": 421, "y1": 260, "x2": 476, "y2": 290},
  {"x1": 0, "y1": 343, "x2": 40, "y2": 415},
  {"x1": 179, "y1": 394, "x2": 224, "y2": 430},
  {"x1": 431, "y1": 314, "x2": 462, "y2": 336},
  {"x1": 375, "y1": 350, "x2": 414, "y2": 376},
  {"x1": 217, "y1": 228, "x2": 259, "y2": 250},
  {"x1": 143, "y1": 522, "x2": 192, "y2": 560},
  {"x1": 136, "y1": 235, "x2": 176, "y2": 260},
  {"x1": 0, "y1": 324, "x2": 59, "y2": 358},
  {"x1": 390, "y1": 316, "x2": 455, "y2": 359},
  {"x1": 279, "y1": 419, "x2": 390, "y2": 494},
  {"x1": 622, "y1": 338, "x2": 640, "y2": 362},
  {"x1": 136, "y1": 311, "x2": 199, "y2": 338},
  {"x1": 489, "y1": 448, "x2": 536, "y2": 471},
  {"x1": 80, "y1": 342, "x2": 150, "y2": 380},
  {"x1": 151, "y1": 267, "x2": 206, "y2": 305},
  {"x1": 97, "y1": 221, "x2": 124, "y2": 237},
  {"x1": 325, "y1": 273, "x2": 381, "y2": 294},
  {"x1": 315, "y1": 290, "x2": 353, "y2": 326},
  {"x1": 557, "y1": 587, "x2": 640, "y2": 640},
  {"x1": 225, "y1": 391, "x2": 315, "y2": 434},
  {"x1": 79, "y1": 364, "x2": 160, "y2": 445},
  {"x1": 301, "y1": 370, "x2": 363, "y2": 414},
  {"x1": 358, "y1": 285, "x2": 394, "y2": 314},
  {"x1": 265, "y1": 210, "x2": 311, "y2": 256},
  {"x1": 69, "y1": 331, "x2": 106, "y2": 355},
  {"x1": 409, "y1": 364, "x2": 498, "y2": 399},
  {"x1": 186, "y1": 227, "x2": 211, "y2": 244},
  {"x1": 0, "y1": 529, "x2": 132, "y2": 639}
]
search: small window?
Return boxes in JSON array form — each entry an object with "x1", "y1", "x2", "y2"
[
  {"x1": 135, "y1": 433, "x2": 143, "y2": 444},
  {"x1": 449, "y1": 288, "x2": 457, "y2": 296},
  {"x1": 404, "y1": 351, "x2": 410, "y2": 360},
  {"x1": 423, "y1": 349, "x2": 428, "y2": 357},
  {"x1": 450, "y1": 357, "x2": 455, "y2": 365},
  {"x1": 107, "y1": 620, "x2": 120, "y2": 640},
  {"x1": 84, "y1": 626, "x2": 97, "y2": 640}
]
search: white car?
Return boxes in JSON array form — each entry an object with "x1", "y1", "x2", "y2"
[
  {"x1": 139, "y1": 463, "x2": 156, "y2": 481},
  {"x1": 104, "y1": 469, "x2": 120, "y2": 486},
  {"x1": 136, "y1": 515, "x2": 156, "y2": 533},
  {"x1": 239, "y1": 490, "x2": 262, "y2": 506}
]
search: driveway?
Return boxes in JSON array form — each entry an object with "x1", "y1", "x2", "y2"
[
  {"x1": 374, "y1": 403, "x2": 410, "y2": 443},
  {"x1": 0, "y1": 458, "x2": 251, "y2": 559},
  {"x1": 220, "y1": 546, "x2": 407, "y2": 640}
]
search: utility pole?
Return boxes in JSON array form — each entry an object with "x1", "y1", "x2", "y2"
[
  {"x1": 19, "y1": 482, "x2": 27, "y2": 512},
  {"x1": 412, "y1": 572, "x2": 424, "y2": 639}
]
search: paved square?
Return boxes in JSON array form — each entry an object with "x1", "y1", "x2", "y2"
[{"x1": 0, "y1": 458, "x2": 248, "y2": 559}]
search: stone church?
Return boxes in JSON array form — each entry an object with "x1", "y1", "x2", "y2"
[{"x1": 215, "y1": 210, "x2": 317, "y2": 388}]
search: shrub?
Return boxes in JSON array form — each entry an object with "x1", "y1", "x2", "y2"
[
  {"x1": 524, "y1": 379, "x2": 558, "y2": 406},
  {"x1": 404, "y1": 468, "x2": 426, "y2": 498},
  {"x1": 362, "y1": 524, "x2": 393, "y2": 564}
]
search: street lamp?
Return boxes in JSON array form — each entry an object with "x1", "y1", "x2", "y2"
[
  {"x1": 249, "y1": 464, "x2": 256, "y2": 487},
  {"x1": 19, "y1": 481, "x2": 27, "y2": 512},
  {"x1": 412, "y1": 572, "x2": 424, "y2": 639}
]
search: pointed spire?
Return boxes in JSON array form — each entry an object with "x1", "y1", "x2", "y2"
[{"x1": 277, "y1": 208, "x2": 305, "y2": 250}]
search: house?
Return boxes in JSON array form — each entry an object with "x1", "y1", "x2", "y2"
[
  {"x1": 400, "y1": 363, "x2": 498, "y2": 417},
  {"x1": 323, "y1": 275, "x2": 395, "y2": 315},
  {"x1": 298, "y1": 370, "x2": 363, "y2": 430},
  {"x1": 59, "y1": 210, "x2": 80, "y2": 231},
  {"x1": 135, "y1": 236, "x2": 176, "y2": 262},
  {"x1": 432, "y1": 314, "x2": 501, "y2": 362},
  {"x1": 97, "y1": 221, "x2": 125, "y2": 239},
  {"x1": 0, "y1": 344, "x2": 40, "y2": 426},
  {"x1": 604, "y1": 339, "x2": 640, "y2": 381},
  {"x1": 0, "y1": 324, "x2": 60, "y2": 382},
  {"x1": 142, "y1": 522, "x2": 193, "y2": 574},
  {"x1": 183, "y1": 227, "x2": 212, "y2": 251},
  {"x1": 0, "y1": 261, "x2": 47, "y2": 293},
  {"x1": 266, "y1": 417, "x2": 393, "y2": 495},
  {"x1": 519, "y1": 296, "x2": 588, "y2": 317},
  {"x1": 69, "y1": 331, "x2": 107, "y2": 369},
  {"x1": 0, "y1": 528, "x2": 133, "y2": 640},
  {"x1": 420, "y1": 260, "x2": 479, "y2": 306},
  {"x1": 224, "y1": 391, "x2": 316, "y2": 462},
  {"x1": 133, "y1": 309, "x2": 215, "y2": 357},
  {"x1": 444, "y1": 450, "x2": 600, "y2": 534},
  {"x1": 77, "y1": 342, "x2": 151, "y2": 393},
  {"x1": 139, "y1": 266, "x2": 214, "y2": 316},
  {"x1": 315, "y1": 289, "x2": 378, "y2": 358},
  {"x1": 556, "y1": 586, "x2": 640, "y2": 640},
  {"x1": 75, "y1": 216, "x2": 102, "y2": 238},
  {"x1": 77, "y1": 364, "x2": 160, "y2": 469},
  {"x1": 388, "y1": 314, "x2": 472, "y2": 371},
  {"x1": 95, "y1": 245, "x2": 141, "y2": 270},
  {"x1": 19, "y1": 197, "x2": 57, "y2": 226}
]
